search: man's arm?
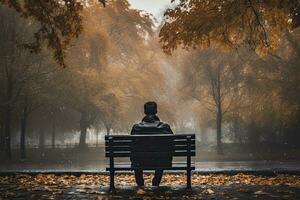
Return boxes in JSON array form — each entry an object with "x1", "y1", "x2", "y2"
[
  {"x1": 130, "y1": 124, "x2": 137, "y2": 135},
  {"x1": 165, "y1": 124, "x2": 174, "y2": 134}
]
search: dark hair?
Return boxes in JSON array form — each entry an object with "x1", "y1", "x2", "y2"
[{"x1": 144, "y1": 101, "x2": 157, "y2": 115}]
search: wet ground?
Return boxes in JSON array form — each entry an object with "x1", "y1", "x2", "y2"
[
  {"x1": 1, "y1": 147, "x2": 299, "y2": 199},
  {"x1": 1, "y1": 161, "x2": 300, "y2": 173},
  {"x1": 196, "y1": 161, "x2": 300, "y2": 172},
  {"x1": 2, "y1": 185, "x2": 299, "y2": 200},
  {"x1": 0, "y1": 173, "x2": 299, "y2": 199}
]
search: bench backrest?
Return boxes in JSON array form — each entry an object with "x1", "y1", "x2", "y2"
[{"x1": 105, "y1": 134, "x2": 196, "y2": 158}]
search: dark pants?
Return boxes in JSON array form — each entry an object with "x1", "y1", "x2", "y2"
[{"x1": 134, "y1": 170, "x2": 163, "y2": 186}]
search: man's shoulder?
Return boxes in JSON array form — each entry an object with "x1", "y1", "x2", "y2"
[
  {"x1": 131, "y1": 123, "x2": 140, "y2": 132},
  {"x1": 132, "y1": 123, "x2": 139, "y2": 128},
  {"x1": 158, "y1": 121, "x2": 171, "y2": 128},
  {"x1": 160, "y1": 122, "x2": 173, "y2": 133},
  {"x1": 131, "y1": 121, "x2": 173, "y2": 135}
]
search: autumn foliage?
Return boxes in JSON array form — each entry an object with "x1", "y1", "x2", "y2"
[{"x1": 159, "y1": 0, "x2": 300, "y2": 55}]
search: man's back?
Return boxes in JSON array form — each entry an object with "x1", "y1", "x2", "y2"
[
  {"x1": 130, "y1": 114, "x2": 174, "y2": 168},
  {"x1": 131, "y1": 115, "x2": 173, "y2": 135},
  {"x1": 130, "y1": 101, "x2": 174, "y2": 186}
]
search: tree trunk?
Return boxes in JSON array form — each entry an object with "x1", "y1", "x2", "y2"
[
  {"x1": 0, "y1": 122, "x2": 4, "y2": 151},
  {"x1": 233, "y1": 115, "x2": 240, "y2": 143},
  {"x1": 216, "y1": 66, "x2": 223, "y2": 155},
  {"x1": 248, "y1": 122, "x2": 259, "y2": 148},
  {"x1": 4, "y1": 105, "x2": 12, "y2": 159},
  {"x1": 79, "y1": 111, "x2": 88, "y2": 148},
  {"x1": 51, "y1": 118, "x2": 56, "y2": 149},
  {"x1": 20, "y1": 96, "x2": 28, "y2": 159},
  {"x1": 4, "y1": 75, "x2": 13, "y2": 160},
  {"x1": 216, "y1": 103, "x2": 223, "y2": 155}
]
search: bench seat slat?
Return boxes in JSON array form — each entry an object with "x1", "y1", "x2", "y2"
[
  {"x1": 105, "y1": 139, "x2": 195, "y2": 142},
  {"x1": 105, "y1": 145, "x2": 196, "y2": 152},
  {"x1": 106, "y1": 167, "x2": 196, "y2": 171},
  {"x1": 105, "y1": 134, "x2": 195, "y2": 140},
  {"x1": 105, "y1": 140, "x2": 195, "y2": 147},
  {"x1": 106, "y1": 163, "x2": 195, "y2": 171},
  {"x1": 105, "y1": 150, "x2": 196, "y2": 157}
]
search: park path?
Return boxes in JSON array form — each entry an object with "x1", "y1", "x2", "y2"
[{"x1": 0, "y1": 161, "x2": 300, "y2": 173}]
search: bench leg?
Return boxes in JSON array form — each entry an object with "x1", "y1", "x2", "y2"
[
  {"x1": 187, "y1": 170, "x2": 192, "y2": 189},
  {"x1": 110, "y1": 170, "x2": 115, "y2": 190}
]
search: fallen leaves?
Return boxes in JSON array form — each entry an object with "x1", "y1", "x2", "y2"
[
  {"x1": 202, "y1": 188, "x2": 215, "y2": 194},
  {"x1": 1, "y1": 173, "x2": 300, "y2": 188},
  {"x1": 0, "y1": 173, "x2": 299, "y2": 199},
  {"x1": 191, "y1": 173, "x2": 300, "y2": 188},
  {"x1": 254, "y1": 190, "x2": 270, "y2": 195},
  {"x1": 136, "y1": 188, "x2": 146, "y2": 195}
]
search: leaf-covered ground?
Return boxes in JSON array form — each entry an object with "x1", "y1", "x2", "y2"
[{"x1": 0, "y1": 173, "x2": 299, "y2": 199}]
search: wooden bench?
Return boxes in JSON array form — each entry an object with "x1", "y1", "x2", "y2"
[{"x1": 105, "y1": 134, "x2": 196, "y2": 190}]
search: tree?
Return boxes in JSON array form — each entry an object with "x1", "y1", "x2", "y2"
[
  {"x1": 0, "y1": 5, "x2": 60, "y2": 159},
  {"x1": 0, "y1": 5, "x2": 41, "y2": 159},
  {"x1": 76, "y1": 1, "x2": 171, "y2": 135},
  {"x1": 160, "y1": 0, "x2": 300, "y2": 55},
  {"x1": 1, "y1": 0, "x2": 106, "y2": 67},
  {"x1": 0, "y1": 0, "x2": 178, "y2": 155},
  {"x1": 178, "y1": 49, "x2": 246, "y2": 154},
  {"x1": 241, "y1": 30, "x2": 300, "y2": 145}
]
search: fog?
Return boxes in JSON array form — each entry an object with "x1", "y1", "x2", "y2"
[{"x1": 0, "y1": 1, "x2": 300, "y2": 171}]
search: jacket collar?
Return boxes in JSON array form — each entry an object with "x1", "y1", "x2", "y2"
[{"x1": 142, "y1": 115, "x2": 160, "y2": 123}]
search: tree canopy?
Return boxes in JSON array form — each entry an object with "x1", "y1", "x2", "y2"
[
  {"x1": 1, "y1": 0, "x2": 106, "y2": 67},
  {"x1": 160, "y1": 0, "x2": 300, "y2": 55}
]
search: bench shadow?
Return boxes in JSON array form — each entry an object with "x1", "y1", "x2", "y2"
[{"x1": 99, "y1": 185, "x2": 196, "y2": 197}]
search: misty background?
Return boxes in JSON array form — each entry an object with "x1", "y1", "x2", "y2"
[{"x1": 0, "y1": 0, "x2": 300, "y2": 170}]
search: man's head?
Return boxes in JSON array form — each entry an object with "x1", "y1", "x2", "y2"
[{"x1": 144, "y1": 101, "x2": 157, "y2": 115}]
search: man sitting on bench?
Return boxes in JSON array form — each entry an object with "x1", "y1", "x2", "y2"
[{"x1": 130, "y1": 101, "x2": 173, "y2": 187}]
